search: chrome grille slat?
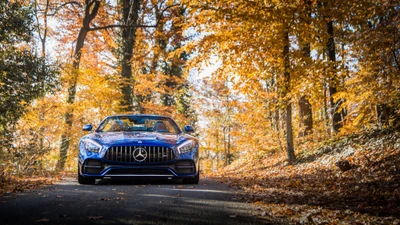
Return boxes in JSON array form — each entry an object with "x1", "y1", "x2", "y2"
[
  {"x1": 124, "y1": 146, "x2": 127, "y2": 162},
  {"x1": 146, "y1": 146, "x2": 151, "y2": 162},
  {"x1": 152, "y1": 146, "x2": 155, "y2": 163},
  {"x1": 129, "y1": 146, "x2": 132, "y2": 162},
  {"x1": 145, "y1": 146, "x2": 149, "y2": 163},
  {"x1": 117, "y1": 146, "x2": 119, "y2": 161},
  {"x1": 117, "y1": 146, "x2": 120, "y2": 161},
  {"x1": 111, "y1": 147, "x2": 114, "y2": 161},
  {"x1": 105, "y1": 146, "x2": 175, "y2": 163},
  {"x1": 115, "y1": 146, "x2": 118, "y2": 161}
]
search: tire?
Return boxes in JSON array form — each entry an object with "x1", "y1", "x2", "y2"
[
  {"x1": 183, "y1": 171, "x2": 200, "y2": 184},
  {"x1": 77, "y1": 167, "x2": 95, "y2": 185}
]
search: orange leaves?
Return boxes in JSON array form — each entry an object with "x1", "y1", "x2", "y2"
[
  {"x1": 210, "y1": 129, "x2": 400, "y2": 224},
  {"x1": 0, "y1": 175, "x2": 59, "y2": 196}
]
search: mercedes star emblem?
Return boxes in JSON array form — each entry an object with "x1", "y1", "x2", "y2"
[{"x1": 133, "y1": 147, "x2": 147, "y2": 162}]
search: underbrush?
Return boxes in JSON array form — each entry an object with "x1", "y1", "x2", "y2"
[{"x1": 211, "y1": 128, "x2": 400, "y2": 224}]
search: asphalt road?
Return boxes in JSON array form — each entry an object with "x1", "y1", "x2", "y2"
[{"x1": 0, "y1": 178, "x2": 277, "y2": 225}]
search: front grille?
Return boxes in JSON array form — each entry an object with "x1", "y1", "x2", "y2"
[{"x1": 105, "y1": 146, "x2": 175, "y2": 163}]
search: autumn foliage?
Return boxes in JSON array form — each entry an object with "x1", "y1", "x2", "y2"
[
  {"x1": 183, "y1": 0, "x2": 400, "y2": 170},
  {"x1": 0, "y1": 0, "x2": 399, "y2": 223}
]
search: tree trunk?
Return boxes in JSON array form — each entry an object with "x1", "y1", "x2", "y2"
[
  {"x1": 299, "y1": 96, "x2": 313, "y2": 136},
  {"x1": 119, "y1": 0, "x2": 141, "y2": 112},
  {"x1": 150, "y1": 0, "x2": 163, "y2": 74},
  {"x1": 223, "y1": 127, "x2": 227, "y2": 166},
  {"x1": 57, "y1": 0, "x2": 101, "y2": 171},
  {"x1": 227, "y1": 126, "x2": 231, "y2": 165},
  {"x1": 376, "y1": 104, "x2": 390, "y2": 128},
  {"x1": 283, "y1": 22, "x2": 296, "y2": 163},
  {"x1": 323, "y1": 79, "x2": 330, "y2": 135},
  {"x1": 298, "y1": 0, "x2": 313, "y2": 136},
  {"x1": 326, "y1": 19, "x2": 342, "y2": 133},
  {"x1": 34, "y1": 0, "x2": 50, "y2": 153},
  {"x1": 215, "y1": 127, "x2": 220, "y2": 167}
]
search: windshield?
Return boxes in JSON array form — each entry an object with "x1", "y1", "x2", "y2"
[{"x1": 97, "y1": 115, "x2": 180, "y2": 134}]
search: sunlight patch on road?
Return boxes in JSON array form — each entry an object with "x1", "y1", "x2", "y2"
[
  {"x1": 57, "y1": 179, "x2": 78, "y2": 186},
  {"x1": 165, "y1": 188, "x2": 232, "y2": 194},
  {"x1": 142, "y1": 194, "x2": 176, "y2": 198}
]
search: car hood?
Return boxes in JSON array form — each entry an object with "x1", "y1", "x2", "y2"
[{"x1": 84, "y1": 132, "x2": 187, "y2": 147}]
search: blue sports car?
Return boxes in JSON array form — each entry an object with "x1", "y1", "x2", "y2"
[{"x1": 78, "y1": 114, "x2": 199, "y2": 184}]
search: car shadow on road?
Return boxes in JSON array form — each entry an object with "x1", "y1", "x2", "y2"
[{"x1": 95, "y1": 178, "x2": 184, "y2": 185}]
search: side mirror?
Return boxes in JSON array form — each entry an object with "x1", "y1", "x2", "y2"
[
  {"x1": 82, "y1": 124, "x2": 93, "y2": 131},
  {"x1": 184, "y1": 125, "x2": 195, "y2": 134}
]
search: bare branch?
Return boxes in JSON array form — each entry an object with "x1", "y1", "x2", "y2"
[
  {"x1": 45, "y1": 1, "x2": 82, "y2": 16},
  {"x1": 58, "y1": 1, "x2": 82, "y2": 8},
  {"x1": 86, "y1": 3, "x2": 179, "y2": 31},
  {"x1": 88, "y1": 24, "x2": 157, "y2": 31},
  {"x1": 158, "y1": 3, "x2": 180, "y2": 20}
]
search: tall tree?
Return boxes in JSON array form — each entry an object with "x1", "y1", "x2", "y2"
[
  {"x1": 298, "y1": 0, "x2": 313, "y2": 137},
  {"x1": 282, "y1": 20, "x2": 296, "y2": 163},
  {"x1": 57, "y1": 0, "x2": 101, "y2": 170},
  {"x1": 161, "y1": 5, "x2": 195, "y2": 122},
  {"x1": 320, "y1": 0, "x2": 343, "y2": 133},
  {"x1": 0, "y1": 1, "x2": 57, "y2": 153},
  {"x1": 33, "y1": 0, "x2": 51, "y2": 156},
  {"x1": 119, "y1": 0, "x2": 142, "y2": 112}
]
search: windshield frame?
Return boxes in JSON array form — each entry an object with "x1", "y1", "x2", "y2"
[{"x1": 95, "y1": 115, "x2": 182, "y2": 134}]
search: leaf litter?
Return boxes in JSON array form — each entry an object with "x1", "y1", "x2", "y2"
[{"x1": 210, "y1": 130, "x2": 400, "y2": 224}]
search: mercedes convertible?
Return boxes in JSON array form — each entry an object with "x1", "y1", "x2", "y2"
[{"x1": 78, "y1": 114, "x2": 199, "y2": 185}]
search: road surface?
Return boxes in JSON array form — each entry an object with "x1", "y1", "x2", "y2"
[{"x1": 0, "y1": 177, "x2": 278, "y2": 225}]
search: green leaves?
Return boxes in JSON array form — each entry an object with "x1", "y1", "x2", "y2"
[
  {"x1": 0, "y1": 1, "x2": 58, "y2": 157},
  {"x1": 0, "y1": 1, "x2": 33, "y2": 46}
]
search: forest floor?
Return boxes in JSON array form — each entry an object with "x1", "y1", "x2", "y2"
[
  {"x1": 210, "y1": 128, "x2": 400, "y2": 224},
  {"x1": 0, "y1": 172, "x2": 61, "y2": 196}
]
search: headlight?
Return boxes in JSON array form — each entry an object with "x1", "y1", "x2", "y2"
[
  {"x1": 84, "y1": 140, "x2": 102, "y2": 153},
  {"x1": 177, "y1": 140, "x2": 194, "y2": 154}
]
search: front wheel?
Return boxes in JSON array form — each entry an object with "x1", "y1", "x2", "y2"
[{"x1": 77, "y1": 166, "x2": 95, "y2": 185}]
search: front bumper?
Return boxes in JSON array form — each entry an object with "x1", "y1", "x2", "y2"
[{"x1": 79, "y1": 159, "x2": 198, "y2": 179}]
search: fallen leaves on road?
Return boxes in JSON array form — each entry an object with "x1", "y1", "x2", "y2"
[
  {"x1": 87, "y1": 216, "x2": 103, "y2": 220},
  {"x1": 211, "y1": 130, "x2": 400, "y2": 224},
  {"x1": 35, "y1": 218, "x2": 50, "y2": 223},
  {"x1": 0, "y1": 174, "x2": 59, "y2": 196}
]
